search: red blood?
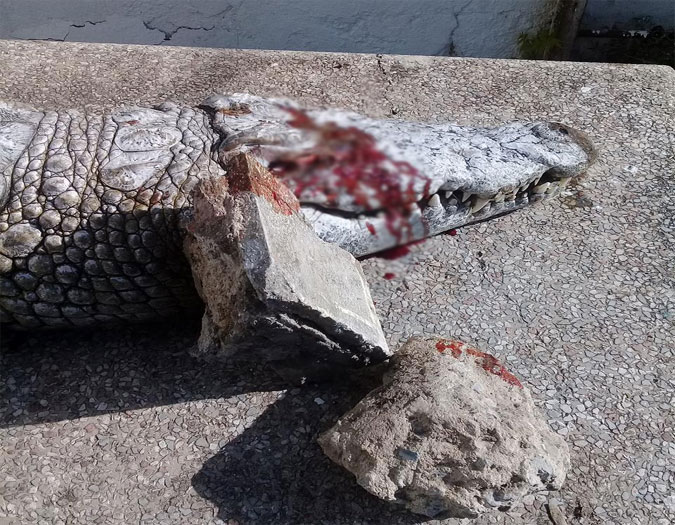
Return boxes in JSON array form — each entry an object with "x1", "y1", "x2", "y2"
[
  {"x1": 272, "y1": 108, "x2": 433, "y2": 242},
  {"x1": 466, "y1": 348, "x2": 523, "y2": 388},
  {"x1": 228, "y1": 155, "x2": 300, "y2": 215},
  {"x1": 435, "y1": 338, "x2": 523, "y2": 388},
  {"x1": 465, "y1": 347, "x2": 523, "y2": 388},
  {"x1": 383, "y1": 272, "x2": 396, "y2": 280},
  {"x1": 375, "y1": 245, "x2": 411, "y2": 260},
  {"x1": 286, "y1": 108, "x2": 315, "y2": 128},
  {"x1": 500, "y1": 370, "x2": 523, "y2": 388},
  {"x1": 365, "y1": 222, "x2": 377, "y2": 236},
  {"x1": 447, "y1": 229, "x2": 458, "y2": 236},
  {"x1": 125, "y1": 120, "x2": 139, "y2": 125},
  {"x1": 435, "y1": 339, "x2": 462, "y2": 358}
]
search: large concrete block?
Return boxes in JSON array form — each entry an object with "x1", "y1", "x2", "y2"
[{"x1": 184, "y1": 153, "x2": 390, "y2": 378}]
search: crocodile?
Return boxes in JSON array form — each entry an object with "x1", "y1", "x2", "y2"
[{"x1": 0, "y1": 94, "x2": 595, "y2": 329}]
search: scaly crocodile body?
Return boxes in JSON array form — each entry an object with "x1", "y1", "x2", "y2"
[{"x1": 0, "y1": 94, "x2": 594, "y2": 328}]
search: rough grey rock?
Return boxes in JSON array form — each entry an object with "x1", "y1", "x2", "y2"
[
  {"x1": 184, "y1": 153, "x2": 390, "y2": 376},
  {"x1": 319, "y1": 336, "x2": 570, "y2": 519}
]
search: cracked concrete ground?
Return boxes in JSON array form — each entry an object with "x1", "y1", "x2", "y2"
[{"x1": 0, "y1": 41, "x2": 674, "y2": 524}]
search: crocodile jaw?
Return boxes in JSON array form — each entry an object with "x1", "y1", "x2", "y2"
[
  {"x1": 204, "y1": 94, "x2": 595, "y2": 256},
  {"x1": 302, "y1": 172, "x2": 572, "y2": 256}
]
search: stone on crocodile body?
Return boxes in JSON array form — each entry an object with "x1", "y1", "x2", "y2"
[
  {"x1": 318, "y1": 336, "x2": 570, "y2": 519},
  {"x1": 184, "y1": 153, "x2": 390, "y2": 378}
]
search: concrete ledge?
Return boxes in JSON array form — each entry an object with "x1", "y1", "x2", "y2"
[
  {"x1": 0, "y1": 40, "x2": 674, "y2": 524},
  {"x1": 0, "y1": 39, "x2": 672, "y2": 122}
]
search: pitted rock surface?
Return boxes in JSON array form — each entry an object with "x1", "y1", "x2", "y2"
[
  {"x1": 184, "y1": 154, "x2": 390, "y2": 375},
  {"x1": 319, "y1": 336, "x2": 570, "y2": 518}
]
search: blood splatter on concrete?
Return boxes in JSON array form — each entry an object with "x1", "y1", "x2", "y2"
[{"x1": 435, "y1": 338, "x2": 523, "y2": 388}]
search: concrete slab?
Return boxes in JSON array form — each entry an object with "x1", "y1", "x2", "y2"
[
  {"x1": 184, "y1": 155, "x2": 390, "y2": 375},
  {"x1": 0, "y1": 40, "x2": 673, "y2": 524}
]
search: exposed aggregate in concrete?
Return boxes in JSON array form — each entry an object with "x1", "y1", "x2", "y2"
[{"x1": 1, "y1": 41, "x2": 674, "y2": 524}]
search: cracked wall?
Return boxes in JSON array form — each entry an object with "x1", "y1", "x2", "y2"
[{"x1": 0, "y1": 0, "x2": 556, "y2": 58}]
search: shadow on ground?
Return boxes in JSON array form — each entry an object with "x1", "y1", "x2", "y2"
[
  {"x1": 192, "y1": 379, "x2": 426, "y2": 525},
  {"x1": 1, "y1": 322, "x2": 427, "y2": 523},
  {"x1": 0, "y1": 319, "x2": 288, "y2": 427}
]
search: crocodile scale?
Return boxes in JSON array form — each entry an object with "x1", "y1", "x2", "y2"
[{"x1": 0, "y1": 102, "x2": 224, "y2": 328}]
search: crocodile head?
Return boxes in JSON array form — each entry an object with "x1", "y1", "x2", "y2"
[{"x1": 203, "y1": 94, "x2": 596, "y2": 257}]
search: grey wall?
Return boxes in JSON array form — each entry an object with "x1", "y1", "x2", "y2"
[
  {"x1": 0, "y1": 0, "x2": 558, "y2": 58},
  {"x1": 582, "y1": 0, "x2": 674, "y2": 31}
]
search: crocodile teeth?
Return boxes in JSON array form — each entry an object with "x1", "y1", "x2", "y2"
[
  {"x1": 461, "y1": 191, "x2": 472, "y2": 203},
  {"x1": 445, "y1": 191, "x2": 454, "y2": 200},
  {"x1": 428, "y1": 193, "x2": 442, "y2": 208},
  {"x1": 494, "y1": 192, "x2": 505, "y2": 203},
  {"x1": 472, "y1": 197, "x2": 491, "y2": 213},
  {"x1": 533, "y1": 182, "x2": 550, "y2": 194}
]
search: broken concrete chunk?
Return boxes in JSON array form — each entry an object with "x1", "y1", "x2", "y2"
[
  {"x1": 318, "y1": 336, "x2": 570, "y2": 519},
  {"x1": 184, "y1": 153, "x2": 390, "y2": 376}
]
